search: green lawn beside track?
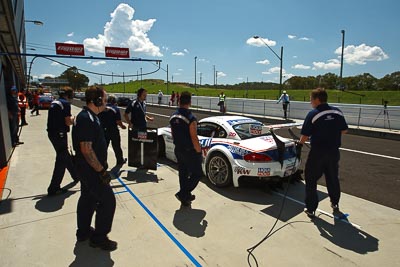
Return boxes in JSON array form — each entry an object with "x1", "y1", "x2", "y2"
[{"x1": 102, "y1": 79, "x2": 400, "y2": 106}]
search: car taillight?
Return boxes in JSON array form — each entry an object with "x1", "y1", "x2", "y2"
[{"x1": 244, "y1": 153, "x2": 272, "y2": 162}]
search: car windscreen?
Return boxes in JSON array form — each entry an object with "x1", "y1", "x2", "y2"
[{"x1": 232, "y1": 123, "x2": 267, "y2": 140}]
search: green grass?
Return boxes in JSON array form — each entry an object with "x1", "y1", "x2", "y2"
[{"x1": 102, "y1": 79, "x2": 400, "y2": 106}]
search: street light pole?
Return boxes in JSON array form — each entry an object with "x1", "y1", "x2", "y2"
[
  {"x1": 253, "y1": 35, "x2": 284, "y2": 97},
  {"x1": 339, "y1": 30, "x2": 345, "y2": 90},
  {"x1": 194, "y1": 56, "x2": 197, "y2": 91}
]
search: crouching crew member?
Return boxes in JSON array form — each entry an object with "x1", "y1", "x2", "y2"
[
  {"x1": 99, "y1": 95, "x2": 127, "y2": 165},
  {"x1": 170, "y1": 91, "x2": 203, "y2": 206},
  {"x1": 47, "y1": 87, "x2": 79, "y2": 196},
  {"x1": 299, "y1": 88, "x2": 348, "y2": 218},
  {"x1": 72, "y1": 86, "x2": 117, "y2": 251}
]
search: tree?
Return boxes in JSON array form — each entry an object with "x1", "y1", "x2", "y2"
[{"x1": 58, "y1": 67, "x2": 89, "y2": 90}]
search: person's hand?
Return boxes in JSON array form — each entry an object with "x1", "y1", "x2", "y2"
[
  {"x1": 120, "y1": 123, "x2": 127, "y2": 130},
  {"x1": 148, "y1": 116, "x2": 154, "y2": 121},
  {"x1": 98, "y1": 168, "x2": 112, "y2": 184},
  {"x1": 295, "y1": 141, "x2": 303, "y2": 159}
]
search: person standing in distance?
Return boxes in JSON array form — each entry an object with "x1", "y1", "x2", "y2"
[
  {"x1": 298, "y1": 88, "x2": 348, "y2": 218},
  {"x1": 124, "y1": 88, "x2": 154, "y2": 131},
  {"x1": 277, "y1": 90, "x2": 290, "y2": 119},
  {"x1": 218, "y1": 91, "x2": 226, "y2": 113},
  {"x1": 170, "y1": 91, "x2": 203, "y2": 206},
  {"x1": 72, "y1": 86, "x2": 117, "y2": 251},
  {"x1": 98, "y1": 95, "x2": 127, "y2": 165},
  {"x1": 47, "y1": 87, "x2": 80, "y2": 196}
]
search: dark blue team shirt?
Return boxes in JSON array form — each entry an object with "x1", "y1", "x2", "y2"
[
  {"x1": 98, "y1": 104, "x2": 121, "y2": 130},
  {"x1": 125, "y1": 99, "x2": 147, "y2": 129},
  {"x1": 47, "y1": 98, "x2": 72, "y2": 133},
  {"x1": 170, "y1": 108, "x2": 197, "y2": 150},
  {"x1": 72, "y1": 106, "x2": 107, "y2": 165},
  {"x1": 301, "y1": 103, "x2": 348, "y2": 150}
]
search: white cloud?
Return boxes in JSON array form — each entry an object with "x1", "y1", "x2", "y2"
[
  {"x1": 246, "y1": 37, "x2": 276, "y2": 47},
  {"x1": 262, "y1": 71, "x2": 271, "y2": 75},
  {"x1": 335, "y1": 43, "x2": 388, "y2": 65},
  {"x1": 298, "y1": 37, "x2": 310, "y2": 41},
  {"x1": 39, "y1": 73, "x2": 55, "y2": 79},
  {"x1": 293, "y1": 55, "x2": 298, "y2": 58},
  {"x1": 92, "y1": 60, "x2": 106, "y2": 66},
  {"x1": 65, "y1": 40, "x2": 77, "y2": 44},
  {"x1": 173, "y1": 72, "x2": 181, "y2": 76},
  {"x1": 67, "y1": 32, "x2": 74, "y2": 37},
  {"x1": 183, "y1": 49, "x2": 189, "y2": 54},
  {"x1": 288, "y1": 35, "x2": 296, "y2": 39},
  {"x1": 313, "y1": 59, "x2": 340, "y2": 70},
  {"x1": 256, "y1": 59, "x2": 270, "y2": 65},
  {"x1": 51, "y1": 62, "x2": 60, "y2": 66},
  {"x1": 177, "y1": 68, "x2": 183, "y2": 71},
  {"x1": 172, "y1": 52, "x2": 185, "y2": 56},
  {"x1": 292, "y1": 64, "x2": 311, "y2": 70},
  {"x1": 83, "y1": 3, "x2": 162, "y2": 57},
  {"x1": 217, "y1": 71, "x2": 226, "y2": 77},
  {"x1": 237, "y1": 77, "x2": 244, "y2": 81},
  {"x1": 268, "y1": 67, "x2": 282, "y2": 74}
]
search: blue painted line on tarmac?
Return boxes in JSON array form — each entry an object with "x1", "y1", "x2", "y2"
[{"x1": 116, "y1": 177, "x2": 202, "y2": 267}]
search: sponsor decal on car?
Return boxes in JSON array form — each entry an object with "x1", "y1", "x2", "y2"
[
  {"x1": 257, "y1": 167, "x2": 271, "y2": 177},
  {"x1": 227, "y1": 145, "x2": 248, "y2": 156},
  {"x1": 250, "y1": 124, "x2": 262, "y2": 135},
  {"x1": 226, "y1": 118, "x2": 259, "y2": 126},
  {"x1": 234, "y1": 166, "x2": 250, "y2": 175}
]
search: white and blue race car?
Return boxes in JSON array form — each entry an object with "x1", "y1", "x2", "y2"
[{"x1": 158, "y1": 115, "x2": 301, "y2": 187}]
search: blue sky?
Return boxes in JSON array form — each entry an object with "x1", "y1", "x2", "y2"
[{"x1": 25, "y1": 0, "x2": 399, "y2": 86}]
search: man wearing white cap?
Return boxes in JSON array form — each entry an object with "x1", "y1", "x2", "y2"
[{"x1": 277, "y1": 90, "x2": 290, "y2": 119}]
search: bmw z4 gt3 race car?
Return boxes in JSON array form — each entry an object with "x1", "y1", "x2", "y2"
[{"x1": 158, "y1": 115, "x2": 301, "y2": 188}]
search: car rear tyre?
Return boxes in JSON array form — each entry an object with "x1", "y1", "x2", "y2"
[{"x1": 206, "y1": 152, "x2": 232, "y2": 187}]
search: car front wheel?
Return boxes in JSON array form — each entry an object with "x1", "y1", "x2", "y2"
[{"x1": 206, "y1": 152, "x2": 232, "y2": 187}]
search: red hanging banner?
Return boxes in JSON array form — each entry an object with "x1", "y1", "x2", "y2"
[{"x1": 55, "y1": 43, "x2": 85, "y2": 56}]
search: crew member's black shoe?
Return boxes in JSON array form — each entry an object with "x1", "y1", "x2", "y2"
[
  {"x1": 47, "y1": 188, "x2": 68, "y2": 196},
  {"x1": 175, "y1": 193, "x2": 191, "y2": 206},
  {"x1": 90, "y1": 238, "x2": 118, "y2": 251},
  {"x1": 331, "y1": 203, "x2": 340, "y2": 212},
  {"x1": 304, "y1": 209, "x2": 316, "y2": 218},
  {"x1": 76, "y1": 227, "x2": 95, "y2": 242}
]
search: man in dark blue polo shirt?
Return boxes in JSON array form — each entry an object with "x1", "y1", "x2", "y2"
[
  {"x1": 124, "y1": 88, "x2": 154, "y2": 130},
  {"x1": 99, "y1": 95, "x2": 127, "y2": 165},
  {"x1": 170, "y1": 91, "x2": 203, "y2": 206},
  {"x1": 47, "y1": 87, "x2": 79, "y2": 196},
  {"x1": 72, "y1": 86, "x2": 117, "y2": 251},
  {"x1": 299, "y1": 88, "x2": 348, "y2": 218}
]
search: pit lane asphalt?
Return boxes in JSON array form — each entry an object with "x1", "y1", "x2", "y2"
[{"x1": 73, "y1": 100, "x2": 400, "y2": 210}]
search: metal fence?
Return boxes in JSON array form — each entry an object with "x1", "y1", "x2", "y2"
[{"x1": 116, "y1": 93, "x2": 400, "y2": 130}]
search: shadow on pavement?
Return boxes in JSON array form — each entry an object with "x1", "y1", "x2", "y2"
[
  {"x1": 173, "y1": 206, "x2": 208, "y2": 237},
  {"x1": 123, "y1": 168, "x2": 159, "y2": 184},
  {"x1": 34, "y1": 190, "x2": 77, "y2": 213},
  {"x1": 69, "y1": 241, "x2": 114, "y2": 267},
  {"x1": 312, "y1": 215, "x2": 379, "y2": 254}
]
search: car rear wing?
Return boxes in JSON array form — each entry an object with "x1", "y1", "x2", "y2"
[{"x1": 260, "y1": 122, "x2": 302, "y2": 134}]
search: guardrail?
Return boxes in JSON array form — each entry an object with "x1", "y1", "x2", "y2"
[{"x1": 114, "y1": 93, "x2": 400, "y2": 130}]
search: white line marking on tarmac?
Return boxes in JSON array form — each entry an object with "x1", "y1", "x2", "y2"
[
  {"x1": 339, "y1": 147, "x2": 400, "y2": 161},
  {"x1": 273, "y1": 192, "x2": 362, "y2": 229}
]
